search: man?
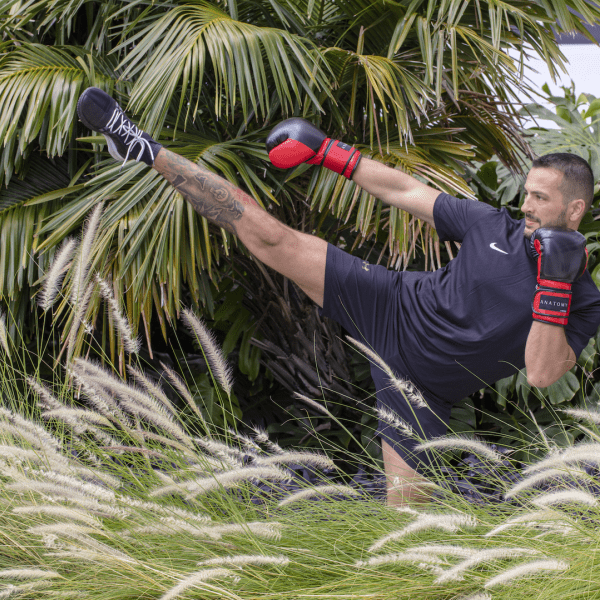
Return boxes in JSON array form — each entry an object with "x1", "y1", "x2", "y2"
[{"x1": 77, "y1": 87, "x2": 600, "y2": 506}]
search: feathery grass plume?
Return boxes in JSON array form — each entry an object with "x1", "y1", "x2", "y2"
[
  {"x1": 32, "y1": 470, "x2": 116, "y2": 502},
  {"x1": 26, "y1": 378, "x2": 63, "y2": 411},
  {"x1": 406, "y1": 544, "x2": 477, "y2": 559},
  {"x1": 560, "y1": 407, "x2": 600, "y2": 425},
  {"x1": 368, "y1": 512, "x2": 477, "y2": 552},
  {"x1": 415, "y1": 434, "x2": 504, "y2": 463},
  {"x1": 484, "y1": 509, "x2": 568, "y2": 537},
  {"x1": 278, "y1": 484, "x2": 361, "y2": 507},
  {"x1": 356, "y1": 552, "x2": 443, "y2": 568},
  {"x1": 6, "y1": 481, "x2": 126, "y2": 518},
  {"x1": 293, "y1": 392, "x2": 334, "y2": 418},
  {"x1": 255, "y1": 450, "x2": 336, "y2": 471},
  {"x1": 40, "y1": 406, "x2": 114, "y2": 431},
  {"x1": 194, "y1": 437, "x2": 246, "y2": 467},
  {"x1": 435, "y1": 547, "x2": 540, "y2": 583},
  {"x1": 522, "y1": 442, "x2": 600, "y2": 474},
  {"x1": 127, "y1": 365, "x2": 177, "y2": 416},
  {"x1": 376, "y1": 406, "x2": 413, "y2": 437},
  {"x1": 67, "y1": 366, "x2": 120, "y2": 421},
  {"x1": 395, "y1": 506, "x2": 420, "y2": 515},
  {"x1": 74, "y1": 359, "x2": 194, "y2": 446},
  {"x1": 387, "y1": 376, "x2": 428, "y2": 409},
  {"x1": 504, "y1": 466, "x2": 589, "y2": 498},
  {"x1": 117, "y1": 396, "x2": 194, "y2": 448},
  {"x1": 347, "y1": 336, "x2": 394, "y2": 377},
  {"x1": 181, "y1": 309, "x2": 234, "y2": 395},
  {"x1": 458, "y1": 595, "x2": 492, "y2": 600},
  {"x1": 96, "y1": 275, "x2": 140, "y2": 354},
  {"x1": 0, "y1": 444, "x2": 56, "y2": 468},
  {"x1": 226, "y1": 427, "x2": 263, "y2": 454},
  {"x1": 250, "y1": 426, "x2": 284, "y2": 454},
  {"x1": 160, "y1": 361, "x2": 208, "y2": 428},
  {"x1": 65, "y1": 280, "x2": 96, "y2": 361},
  {"x1": 170, "y1": 466, "x2": 292, "y2": 499},
  {"x1": 39, "y1": 237, "x2": 77, "y2": 311},
  {"x1": 0, "y1": 580, "x2": 54, "y2": 599},
  {"x1": 125, "y1": 521, "x2": 283, "y2": 541},
  {"x1": 29, "y1": 523, "x2": 135, "y2": 563},
  {"x1": 483, "y1": 559, "x2": 569, "y2": 589},
  {"x1": 346, "y1": 338, "x2": 427, "y2": 407},
  {"x1": 196, "y1": 554, "x2": 289, "y2": 568},
  {"x1": 0, "y1": 569, "x2": 59, "y2": 580},
  {"x1": 13, "y1": 505, "x2": 102, "y2": 526},
  {"x1": 0, "y1": 310, "x2": 9, "y2": 356},
  {"x1": 532, "y1": 488, "x2": 598, "y2": 508},
  {"x1": 0, "y1": 423, "x2": 68, "y2": 473},
  {"x1": 71, "y1": 202, "x2": 103, "y2": 307},
  {"x1": 0, "y1": 407, "x2": 64, "y2": 456},
  {"x1": 159, "y1": 568, "x2": 231, "y2": 600},
  {"x1": 127, "y1": 500, "x2": 212, "y2": 524}
]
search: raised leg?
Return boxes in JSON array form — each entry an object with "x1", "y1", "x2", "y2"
[{"x1": 152, "y1": 148, "x2": 327, "y2": 306}]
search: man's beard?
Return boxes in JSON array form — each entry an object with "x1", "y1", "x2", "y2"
[{"x1": 523, "y1": 207, "x2": 568, "y2": 239}]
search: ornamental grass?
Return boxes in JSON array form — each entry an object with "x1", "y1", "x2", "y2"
[{"x1": 0, "y1": 220, "x2": 599, "y2": 599}]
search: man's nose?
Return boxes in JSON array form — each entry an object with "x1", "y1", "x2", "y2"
[{"x1": 521, "y1": 194, "x2": 531, "y2": 213}]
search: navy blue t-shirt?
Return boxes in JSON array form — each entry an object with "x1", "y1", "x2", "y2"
[{"x1": 391, "y1": 193, "x2": 600, "y2": 402}]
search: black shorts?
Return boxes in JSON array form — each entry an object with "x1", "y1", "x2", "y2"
[{"x1": 321, "y1": 243, "x2": 451, "y2": 472}]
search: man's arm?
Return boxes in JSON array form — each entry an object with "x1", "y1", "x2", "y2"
[
  {"x1": 525, "y1": 321, "x2": 576, "y2": 387},
  {"x1": 265, "y1": 119, "x2": 440, "y2": 227},
  {"x1": 525, "y1": 228, "x2": 587, "y2": 388},
  {"x1": 351, "y1": 157, "x2": 440, "y2": 228}
]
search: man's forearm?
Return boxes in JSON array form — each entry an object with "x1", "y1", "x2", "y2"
[
  {"x1": 525, "y1": 321, "x2": 576, "y2": 388},
  {"x1": 351, "y1": 157, "x2": 439, "y2": 226}
]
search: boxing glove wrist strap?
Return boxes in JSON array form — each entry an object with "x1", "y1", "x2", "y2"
[
  {"x1": 532, "y1": 283, "x2": 572, "y2": 326},
  {"x1": 307, "y1": 138, "x2": 362, "y2": 179}
]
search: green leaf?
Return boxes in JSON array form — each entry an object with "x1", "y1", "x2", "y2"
[{"x1": 541, "y1": 370, "x2": 581, "y2": 406}]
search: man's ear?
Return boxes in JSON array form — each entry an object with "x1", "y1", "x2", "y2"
[{"x1": 569, "y1": 198, "x2": 587, "y2": 224}]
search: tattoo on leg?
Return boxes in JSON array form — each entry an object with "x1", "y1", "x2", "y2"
[{"x1": 155, "y1": 151, "x2": 246, "y2": 235}]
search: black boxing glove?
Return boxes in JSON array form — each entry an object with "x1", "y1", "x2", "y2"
[
  {"x1": 529, "y1": 227, "x2": 588, "y2": 326},
  {"x1": 266, "y1": 117, "x2": 362, "y2": 180}
]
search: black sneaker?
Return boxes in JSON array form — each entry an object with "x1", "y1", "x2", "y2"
[{"x1": 77, "y1": 87, "x2": 162, "y2": 167}]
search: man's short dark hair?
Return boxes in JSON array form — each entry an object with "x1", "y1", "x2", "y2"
[{"x1": 531, "y1": 153, "x2": 595, "y2": 212}]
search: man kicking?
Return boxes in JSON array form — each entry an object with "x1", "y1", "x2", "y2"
[{"x1": 77, "y1": 87, "x2": 600, "y2": 506}]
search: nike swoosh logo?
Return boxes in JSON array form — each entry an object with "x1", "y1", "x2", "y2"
[{"x1": 490, "y1": 243, "x2": 508, "y2": 254}]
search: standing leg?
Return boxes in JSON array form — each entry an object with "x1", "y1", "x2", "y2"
[{"x1": 382, "y1": 440, "x2": 432, "y2": 506}]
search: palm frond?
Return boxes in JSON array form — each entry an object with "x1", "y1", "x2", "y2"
[
  {"x1": 115, "y1": 1, "x2": 333, "y2": 134},
  {"x1": 0, "y1": 43, "x2": 116, "y2": 183},
  {"x1": 0, "y1": 155, "x2": 71, "y2": 300}
]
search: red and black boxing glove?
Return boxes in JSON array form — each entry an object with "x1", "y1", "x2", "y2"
[
  {"x1": 529, "y1": 227, "x2": 588, "y2": 326},
  {"x1": 266, "y1": 118, "x2": 361, "y2": 180}
]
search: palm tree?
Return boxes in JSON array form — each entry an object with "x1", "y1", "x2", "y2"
[{"x1": 1, "y1": 0, "x2": 599, "y2": 397}]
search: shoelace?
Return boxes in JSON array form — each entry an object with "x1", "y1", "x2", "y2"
[{"x1": 105, "y1": 107, "x2": 156, "y2": 167}]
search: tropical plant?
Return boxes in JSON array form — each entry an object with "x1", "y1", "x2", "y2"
[{"x1": 2, "y1": 0, "x2": 599, "y2": 337}]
